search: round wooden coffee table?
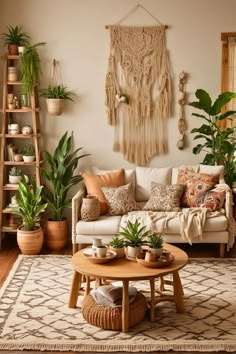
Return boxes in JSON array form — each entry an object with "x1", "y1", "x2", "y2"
[{"x1": 68, "y1": 243, "x2": 188, "y2": 332}]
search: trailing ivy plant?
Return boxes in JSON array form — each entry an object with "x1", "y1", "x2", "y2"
[
  {"x1": 189, "y1": 89, "x2": 236, "y2": 187},
  {"x1": 20, "y1": 42, "x2": 46, "y2": 96}
]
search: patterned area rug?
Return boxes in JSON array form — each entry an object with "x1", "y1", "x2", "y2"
[{"x1": 0, "y1": 255, "x2": 236, "y2": 352}]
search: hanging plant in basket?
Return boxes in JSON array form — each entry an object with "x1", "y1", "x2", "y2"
[{"x1": 39, "y1": 59, "x2": 77, "y2": 116}]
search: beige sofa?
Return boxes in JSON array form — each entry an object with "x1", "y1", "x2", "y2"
[{"x1": 72, "y1": 165, "x2": 235, "y2": 257}]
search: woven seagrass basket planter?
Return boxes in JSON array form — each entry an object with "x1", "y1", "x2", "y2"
[{"x1": 81, "y1": 292, "x2": 147, "y2": 330}]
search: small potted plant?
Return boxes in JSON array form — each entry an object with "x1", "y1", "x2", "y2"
[
  {"x1": 9, "y1": 166, "x2": 22, "y2": 184},
  {"x1": 12, "y1": 176, "x2": 48, "y2": 255},
  {"x1": 19, "y1": 144, "x2": 35, "y2": 162},
  {"x1": 148, "y1": 233, "x2": 164, "y2": 256},
  {"x1": 1, "y1": 25, "x2": 31, "y2": 55},
  {"x1": 39, "y1": 84, "x2": 77, "y2": 116},
  {"x1": 109, "y1": 236, "x2": 125, "y2": 258},
  {"x1": 118, "y1": 220, "x2": 149, "y2": 259}
]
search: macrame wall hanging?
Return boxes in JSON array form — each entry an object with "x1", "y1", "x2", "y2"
[
  {"x1": 105, "y1": 5, "x2": 171, "y2": 165},
  {"x1": 177, "y1": 71, "x2": 187, "y2": 150}
]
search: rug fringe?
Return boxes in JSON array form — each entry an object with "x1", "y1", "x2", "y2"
[{"x1": 1, "y1": 341, "x2": 236, "y2": 352}]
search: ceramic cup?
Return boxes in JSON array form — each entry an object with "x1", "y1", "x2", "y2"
[{"x1": 96, "y1": 245, "x2": 107, "y2": 258}]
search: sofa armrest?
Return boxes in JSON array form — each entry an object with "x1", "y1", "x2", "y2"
[
  {"x1": 72, "y1": 181, "x2": 86, "y2": 248},
  {"x1": 225, "y1": 187, "x2": 236, "y2": 250}
]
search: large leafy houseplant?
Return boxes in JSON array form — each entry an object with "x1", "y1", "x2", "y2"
[
  {"x1": 13, "y1": 176, "x2": 47, "y2": 231},
  {"x1": 41, "y1": 131, "x2": 90, "y2": 221},
  {"x1": 20, "y1": 42, "x2": 46, "y2": 96},
  {"x1": 189, "y1": 89, "x2": 236, "y2": 188}
]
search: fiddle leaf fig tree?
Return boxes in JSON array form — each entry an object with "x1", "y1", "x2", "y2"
[{"x1": 189, "y1": 89, "x2": 236, "y2": 187}]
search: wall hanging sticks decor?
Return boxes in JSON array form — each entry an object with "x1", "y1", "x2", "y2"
[
  {"x1": 177, "y1": 71, "x2": 187, "y2": 150},
  {"x1": 105, "y1": 22, "x2": 171, "y2": 165}
]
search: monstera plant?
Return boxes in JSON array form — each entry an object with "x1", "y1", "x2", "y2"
[{"x1": 189, "y1": 89, "x2": 236, "y2": 188}]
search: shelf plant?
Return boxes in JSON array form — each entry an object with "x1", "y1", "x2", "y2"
[
  {"x1": 19, "y1": 144, "x2": 35, "y2": 162},
  {"x1": 189, "y1": 89, "x2": 236, "y2": 188},
  {"x1": 41, "y1": 131, "x2": 90, "y2": 250},
  {"x1": 1, "y1": 25, "x2": 31, "y2": 54},
  {"x1": 39, "y1": 84, "x2": 77, "y2": 116},
  {"x1": 9, "y1": 167, "x2": 22, "y2": 184},
  {"x1": 20, "y1": 42, "x2": 46, "y2": 96},
  {"x1": 12, "y1": 176, "x2": 48, "y2": 255}
]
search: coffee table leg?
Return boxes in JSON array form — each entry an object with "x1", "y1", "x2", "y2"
[
  {"x1": 68, "y1": 271, "x2": 82, "y2": 308},
  {"x1": 173, "y1": 271, "x2": 184, "y2": 312},
  {"x1": 122, "y1": 280, "x2": 129, "y2": 333},
  {"x1": 149, "y1": 278, "x2": 155, "y2": 322}
]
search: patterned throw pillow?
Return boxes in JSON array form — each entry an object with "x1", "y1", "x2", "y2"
[
  {"x1": 195, "y1": 185, "x2": 228, "y2": 211},
  {"x1": 142, "y1": 183, "x2": 185, "y2": 212},
  {"x1": 177, "y1": 170, "x2": 219, "y2": 207},
  {"x1": 80, "y1": 169, "x2": 125, "y2": 215},
  {"x1": 101, "y1": 183, "x2": 139, "y2": 216}
]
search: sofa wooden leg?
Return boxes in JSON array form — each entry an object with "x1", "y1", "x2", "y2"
[
  {"x1": 72, "y1": 244, "x2": 78, "y2": 254},
  {"x1": 220, "y1": 243, "x2": 225, "y2": 258}
]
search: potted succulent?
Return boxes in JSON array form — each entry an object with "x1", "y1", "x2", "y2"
[
  {"x1": 118, "y1": 220, "x2": 149, "y2": 259},
  {"x1": 148, "y1": 233, "x2": 164, "y2": 256},
  {"x1": 109, "y1": 236, "x2": 125, "y2": 258},
  {"x1": 39, "y1": 84, "x2": 77, "y2": 116},
  {"x1": 20, "y1": 42, "x2": 46, "y2": 96},
  {"x1": 1, "y1": 25, "x2": 31, "y2": 55},
  {"x1": 19, "y1": 144, "x2": 35, "y2": 162},
  {"x1": 12, "y1": 176, "x2": 48, "y2": 255},
  {"x1": 9, "y1": 166, "x2": 22, "y2": 184},
  {"x1": 41, "y1": 131, "x2": 90, "y2": 250},
  {"x1": 189, "y1": 89, "x2": 236, "y2": 188}
]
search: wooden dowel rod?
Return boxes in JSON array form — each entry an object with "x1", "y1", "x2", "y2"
[{"x1": 105, "y1": 25, "x2": 168, "y2": 29}]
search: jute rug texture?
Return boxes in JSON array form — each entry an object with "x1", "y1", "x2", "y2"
[{"x1": 0, "y1": 255, "x2": 236, "y2": 352}]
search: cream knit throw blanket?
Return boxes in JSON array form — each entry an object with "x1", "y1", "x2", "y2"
[
  {"x1": 105, "y1": 25, "x2": 171, "y2": 165},
  {"x1": 121, "y1": 209, "x2": 221, "y2": 244}
]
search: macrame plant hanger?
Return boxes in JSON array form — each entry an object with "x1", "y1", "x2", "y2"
[
  {"x1": 46, "y1": 59, "x2": 65, "y2": 116},
  {"x1": 105, "y1": 4, "x2": 171, "y2": 165}
]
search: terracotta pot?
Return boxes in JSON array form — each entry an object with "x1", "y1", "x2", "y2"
[
  {"x1": 109, "y1": 246, "x2": 125, "y2": 258},
  {"x1": 8, "y1": 44, "x2": 19, "y2": 55},
  {"x1": 46, "y1": 99, "x2": 65, "y2": 116},
  {"x1": 45, "y1": 218, "x2": 69, "y2": 251},
  {"x1": 17, "y1": 226, "x2": 43, "y2": 255}
]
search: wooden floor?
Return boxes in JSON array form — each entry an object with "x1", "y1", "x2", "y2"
[{"x1": 1, "y1": 234, "x2": 236, "y2": 354}]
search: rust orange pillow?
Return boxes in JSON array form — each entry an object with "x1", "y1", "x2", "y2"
[
  {"x1": 80, "y1": 169, "x2": 125, "y2": 215},
  {"x1": 177, "y1": 170, "x2": 219, "y2": 207}
]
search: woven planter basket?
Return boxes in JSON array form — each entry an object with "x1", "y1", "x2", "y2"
[
  {"x1": 81, "y1": 292, "x2": 147, "y2": 330},
  {"x1": 46, "y1": 98, "x2": 65, "y2": 116}
]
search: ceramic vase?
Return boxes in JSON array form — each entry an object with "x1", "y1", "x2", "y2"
[{"x1": 81, "y1": 195, "x2": 100, "y2": 221}]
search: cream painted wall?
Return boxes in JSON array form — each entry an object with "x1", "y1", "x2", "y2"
[{"x1": 1, "y1": 0, "x2": 236, "y2": 221}]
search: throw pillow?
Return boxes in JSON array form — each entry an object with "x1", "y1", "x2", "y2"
[
  {"x1": 142, "y1": 183, "x2": 185, "y2": 212},
  {"x1": 80, "y1": 169, "x2": 125, "y2": 215},
  {"x1": 177, "y1": 170, "x2": 219, "y2": 207},
  {"x1": 101, "y1": 183, "x2": 139, "y2": 216},
  {"x1": 195, "y1": 184, "x2": 228, "y2": 211}
]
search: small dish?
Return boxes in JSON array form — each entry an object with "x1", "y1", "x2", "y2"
[
  {"x1": 136, "y1": 252, "x2": 175, "y2": 268},
  {"x1": 83, "y1": 247, "x2": 117, "y2": 264}
]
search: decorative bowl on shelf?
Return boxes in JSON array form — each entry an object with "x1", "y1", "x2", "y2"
[
  {"x1": 136, "y1": 250, "x2": 175, "y2": 268},
  {"x1": 82, "y1": 247, "x2": 117, "y2": 264}
]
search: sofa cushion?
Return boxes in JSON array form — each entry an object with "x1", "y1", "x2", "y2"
[
  {"x1": 171, "y1": 165, "x2": 199, "y2": 184},
  {"x1": 143, "y1": 183, "x2": 184, "y2": 212},
  {"x1": 101, "y1": 183, "x2": 139, "y2": 216},
  {"x1": 92, "y1": 167, "x2": 136, "y2": 187},
  {"x1": 80, "y1": 169, "x2": 125, "y2": 215},
  {"x1": 177, "y1": 170, "x2": 219, "y2": 207},
  {"x1": 135, "y1": 167, "x2": 172, "y2": 202},
  {"x1": 199, "y1": 164, "x2": 225, "y2": 184},
  {"x1": 195, "y1": 184, "x2": 228, "y2": 211},
  {"x1": 76, "y1": 215, "x2": 122, "y2": 235}
]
